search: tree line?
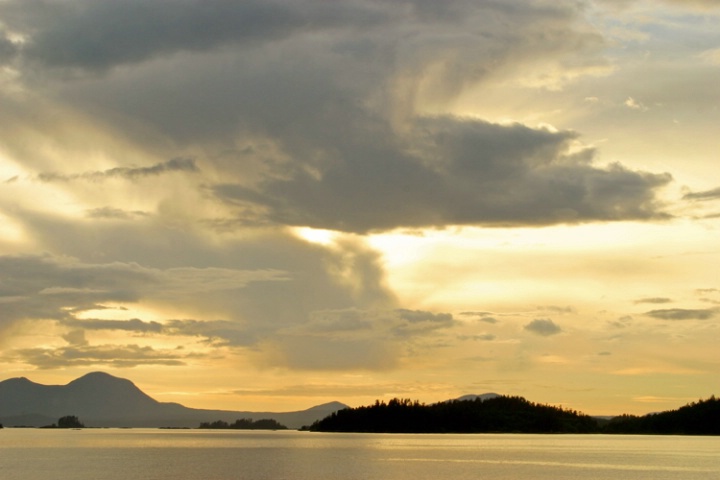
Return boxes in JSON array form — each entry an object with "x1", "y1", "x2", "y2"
[
  {"x1": 306, "y1": 395, "x2": 720, "y2": 435},
  {"x1": 602, "y1": 396, "x2": 719, "y2": 435}
]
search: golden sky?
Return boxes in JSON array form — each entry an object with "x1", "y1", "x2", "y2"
[{"x1": 0, "y1": 0, "x2": 718, "y2": 416}]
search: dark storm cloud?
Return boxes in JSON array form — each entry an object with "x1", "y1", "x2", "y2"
[
  {"x1": 1, "y1": 0, "x2": 672, "y2": 232},
  {"x1": 1, "y1": 0, "x2": 389, "y2": 71},
  {"x1": 644, "y1": 308, "x2": 718, "y2": 320},
  {"x1": 37, "y1": 158, "x2": 198, "y2": 182},
  {"x1": 0, "y1": 30, "x2": 19, "y2": 64},
  {"x1": 524, "y1": 318, "x2": 562, "y2": 336},
  {"x1": 214, "y1": 117, "x2": 671, "y2": 232}
]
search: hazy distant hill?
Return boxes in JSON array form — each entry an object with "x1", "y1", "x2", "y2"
[
  {"x1": 0, "y1": 372, "x2": 347, "y2": 429},
  {"x1": 451, "y1": 393, "x2": 501, "y2": 402}
]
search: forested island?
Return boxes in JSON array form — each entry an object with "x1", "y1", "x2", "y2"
[
  {"x1": 306, "y1": 395, "x2": 720, "y2": 435},
  {"x1": 199, "y1": 418, "x2": 288, "y2": 430},
  {"x1": 40, "y1": 415, "x2": 85, "y2": 429}
]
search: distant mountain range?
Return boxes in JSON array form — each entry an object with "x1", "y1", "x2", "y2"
[{"x1": 0, "y1": 372, "x2": 348, "y2": 429}]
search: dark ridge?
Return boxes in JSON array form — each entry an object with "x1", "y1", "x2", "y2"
[
  {"x1": 308, "y1": 396, "x2": 599, "y2": 433},
  {"x1": 308, "y1": 395, "x2": 720, "y2": 435}
]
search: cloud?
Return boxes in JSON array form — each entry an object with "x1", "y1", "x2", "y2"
[
  {"x1": 696, "y1": 288, "x2": 720, "y2": 295},
  {"x1": 683, "y1": 186, "x2": 720, "y2": 201},
  {"x1": 538, "y1": 305, "x2": 576, "y2": 314},
  {"x1": 37, "y1": 158, "x2": 198, "y2": 182},
  {"x1": 0, "y1": 254, "x2": 155, "y2": 327},
  {"x1": 524, "y1": 318, "x2": 563, "y2": 336},
  {"x1": 286, "y1": 308, "x2": 455, "y2": 340},
  {"x1": 1, "y1": 0, "x2": 389, "y2": 71},
  {"x1": 213, "y1": 117, "x2": 671, "y2": 232},
  {"x1": 662, "y1": 0, "x2": 720, "y2": 10},
  {"x1": 85, "y1": 207, "x2": 150, "y2": 220},
  {"x1": 624, "y1": 96, "x2": 648, "y2": 111},
  {"x1": 0, "y1": 30, "x2": 19, "y2": 65},
  {"x1": 232, "y1": 381, "x2": 424, "y2": 398},
  {"x1": 634, "y1": 297, "x2": 672, "y2": 304},
  {"x1": 460, "y1": 312, "x2": 499, "y2": 324},
  {"x1": 6, "y1": 344, "x2": 190, "y2": 369},
  {"x1": 0, "y1": 253, "x2": 288, "y2": 331},
  {"x1": 264, "y1": 308, "x2": 456, "y2": 370},
  {"x1": 0, "y1": 220, "x2": 406, "y2": 370},
  {"x1": 0, "y1": 0, "x2": 694, "y2": 380},
  {"x1": 62, "y1": 317, "x2": 256, "y2": 346},
  {"x1": 64, "y1": 318, "x2": 164, "y2": 334},
  {"x1": 62, "y1": 329, "x2": 88, "y2": 347},
  {"x1": 698, "y1": 47, "x2": 720, "y2": 66},
  {"x1": 459, "y1": 334, "x2": 496, "y2": 342},
  {"x1": 0, "y1": 0, "x2": 672, "y2": 234},
  {"x1": 644, "y1": 308, "x2": 718, "y2": 320}
]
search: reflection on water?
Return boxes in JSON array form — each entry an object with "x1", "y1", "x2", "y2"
[{"x1": 1, "y1": 429, "x2": 718, "y2": 480}]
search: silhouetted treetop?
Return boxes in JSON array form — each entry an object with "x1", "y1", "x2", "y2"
[
  {"x1": 198, "y1": 418, "x2": 288, "y2": 430},
  {"x1": 57, "y1": 415, "x2": 84, "y2": 428}
]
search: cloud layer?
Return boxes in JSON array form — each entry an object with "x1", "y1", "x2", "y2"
[{"x1": 0, "y1": 0, "x2": 672, "y2": 234}]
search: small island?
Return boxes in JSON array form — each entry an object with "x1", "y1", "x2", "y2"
[
  {"x1": 199, "y1": 418, "x2": 288, "y2": 430},
  {"x1": 41, "y1": 415, "x2": 85, "y2": 429}
]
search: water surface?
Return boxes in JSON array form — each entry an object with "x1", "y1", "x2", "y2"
[{"x1": 1, "y1": 429, "x2": 718, "y2": 479}]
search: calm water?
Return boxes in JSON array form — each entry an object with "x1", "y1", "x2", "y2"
[{"x1": 1, "y1": 429, "x2": 719, "y2": 479}]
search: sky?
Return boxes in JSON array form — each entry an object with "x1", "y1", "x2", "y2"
[{"x1": 0, "y1": 0, "x2": 718, "y2": 416}]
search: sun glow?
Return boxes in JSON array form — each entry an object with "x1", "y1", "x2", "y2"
[
  {"x1": 0, "y1": 212, "x2": 26, "y2": 244},
  {"x1": 74, "y1": 304, "x2": 167, "y2": 322},
  {"x1": 292, "y1": 227, "x2": 339, "y2": 246}
]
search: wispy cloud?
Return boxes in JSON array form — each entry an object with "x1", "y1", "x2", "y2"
[
  {"x1": 683, "y1": 186, "x2": 720, "y2": 201},
  {"x1": 6, "y1": 344, "x2": 191, "y2": 369},
  {"x1": 645, "y1": 308, "x2": 718, "y2": 321},
  {"x1": 634, "y1": 297, "x2": 672, "y2": 304},
  {"x1": 37, "y1": 158, "x2": 198, "y2": 183}
]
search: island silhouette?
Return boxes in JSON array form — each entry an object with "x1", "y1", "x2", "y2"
[
  {"x1": 0, "y1": 372, "x2": 346, "y2": 429},
  {"x1": 0, "y1": 372, "x2": 717, "y2": 434},
  {"x1": 306, "y1": 395, "x2": 720, "y2": 435}
]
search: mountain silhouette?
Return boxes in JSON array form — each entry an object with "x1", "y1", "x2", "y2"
[{"x1": 0, "y1": 372, "x2": 347, "y2": 429}]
